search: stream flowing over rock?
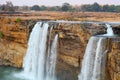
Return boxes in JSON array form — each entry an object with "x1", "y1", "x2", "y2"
[{"x1": 0, "y1": 20, "x2": 120, "y2": 80}]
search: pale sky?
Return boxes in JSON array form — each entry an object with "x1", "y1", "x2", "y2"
[{"x1": 0, "y1": 0, "x2": 120, "y2": 6}]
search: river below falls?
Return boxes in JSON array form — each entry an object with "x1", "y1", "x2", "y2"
[{"x1": 0, "y1": 66, "x2": 28, "y2": 80}]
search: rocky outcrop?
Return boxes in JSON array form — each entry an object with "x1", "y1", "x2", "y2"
[
  {"x1": 0, "y1": 40, "x2": 26, "y2": 68},
  {"x1": 107, "y1": 37, "x2": 120, "y2": 80},
  {"x1": 113, "y1": 26, "x2": 120, "y2": 35},
  {"x1": 53, "y1": 23, "x2": 109, "y2": 80},
  {"x1": 0, "y1": 17, "x2": 28, "y2": 68},
  {"x1": 0, "y1": 18, "x2": 120, "y2": 80},
  {"x1": 54, "y1": 23, "x2": 107, "y2": 67}
]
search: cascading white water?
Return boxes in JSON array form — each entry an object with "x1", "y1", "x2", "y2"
[
  {"x1": 23, "y1": 22, "x2": 43, "y2": 79},
  {"x1": 37, "y1": 23, "x2": 49, "y2": 80},
  {"x1": 46, "y1": 26, "x2": 53, "y2": 77},
  {"x1": 23, "y1": 22, "x2": 49, "y2": 80},
  {"x1": 78, "y1": 37, "x2": 98, "y2": 80},
  {"x1": 45, "y1": 34, "x2": 58, "y2": 80},
  {"x1": 22, "y1": 21, "x2": 58, "y2": 80},
  {"x1": 104, "y1": 24, "x2": 114, "y2": 36},
  {"x1": 78, "y1": 24, "x2": 114, "y2": 80},
  {"x1": 78, "y1": 37, "x2": 107, "y2": 80},
  {"x1": 91, "y1": 38, "x2": 105, "y2": 80}
]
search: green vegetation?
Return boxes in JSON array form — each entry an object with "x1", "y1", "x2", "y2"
[
  {"x1": 81, "y1": 3, "x2": 120, "y2": 12},
  {"x1": 40, "y1": 6, "x2": 47, "y2": 11},
  {"x1": 0, "y1": 31, "x2": 4, "y2": 38},
  {"x1": 0, "y1": 1, "x2": 15, "y2": 12},
  {"x1": 0, "y1": 2, "x2": 120, "y2": 12},
  {"x1": 61, "y1": 3, "x2": 72, "y2": 11},
  {"x1": 31, "y1": 5, "x2": 41, "y2": 11},
  {"x1": 30, "y1": 2, "x2": 120, "y2": 12},
  {"x1": 16, "y1": 18, "x2": 21, "y2": 23}
]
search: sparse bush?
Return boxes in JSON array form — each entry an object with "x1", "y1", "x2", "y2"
[
  {"x1": 16, "y1": 18, "x2": 21, "y2": 23},
  {"x1": 0, "y1": 31, "x2": 4, "y2": 38}
]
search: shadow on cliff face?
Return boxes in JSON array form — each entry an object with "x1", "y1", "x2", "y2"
[{"x1": 113, "y1": 26, "x2": 120, "y2": 35}]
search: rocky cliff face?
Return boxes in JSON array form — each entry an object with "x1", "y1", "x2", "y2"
[
  {"x1": 0, "y1": 17, "x2": 28, "y2": 68},
  {"x1": 0, "y1": 40, "x2": 26, "y2": 68},
  {"x1": 107, "y1": 38, "x2": 120, "y2": 80},
  {"x1": 54, "y1": 23, "x2": 110, "y2": 80},
  {"x1": 0, "y1": 17, "x2": 37, "y2": 68},
  {"x1": 0, "y1": 19, "x2": 120, "y2": 80}
]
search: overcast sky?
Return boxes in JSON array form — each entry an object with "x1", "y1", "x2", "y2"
[{"x1": 0, "y1": 0, "x2": 120, "y2": 6}]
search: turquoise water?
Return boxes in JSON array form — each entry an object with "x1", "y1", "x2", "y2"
[{"x1": 0, "y1": 66, "x2": 27, "y2": 80}]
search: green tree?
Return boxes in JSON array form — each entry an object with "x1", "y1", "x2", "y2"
[
  {"x1": 102, "y1": 5, "x2": 116, "y2": 12},
  {"x1": 102, "y1": 5, "x2": 110, "y2": 12},
  {"x1": 92, "y1": 2, "x2": 101, "y2": 12},
  {"x1": 50, "y1": 6, "x2": 61, "y2": 11},
  {"x1": 115, "y1": 6, "x2": 120, "y2": 12},
  {"x1": 109, "y1": 5, "x2": 116, "y2": 12},
  {"x1": 40, "y1": 5, "x2": 47, "y2": 11},
  {"x1": 31, "y1": 5, "x2": 40, "y2": 11},
  {"x1": 0, "y1": 5, "x2": 5, "y2": 11},
  {"x1": 61, "y1": 3, "x2": 72, "y2": 11},
  {"x1": 81, "y1": 4, "x2": 93, "y2": 11}
]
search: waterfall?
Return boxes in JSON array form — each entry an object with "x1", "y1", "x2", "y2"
[
  {"x1": 23, "y1": 22, "x2": 49, "y2": 80},
  {"x1": 37, "y1": 22, "x2": 49, "y2": 80},
  {"x1": 91, "y1": 38, "x2": 107, "y2": 80},
  {"x1": 78, "y1": 23, "x2": 114, "y2": 80},
  {"x1": 22, "y1": 22, "x2": 58, "y2": 80},
  {"x1": 104, "y1": 24, "x2": 114, "y2": 36},
  {"x1": 46, "y1": 26, "x2": 53, "y2": 78},
  {"x1": 23, "y1": 22, "x2": 44, "y2": 79},
  {"x1": 45, "y1": 34, "x2": 58, "y2": 80},
  {"x1": 78, "y1": 37, "x2": 108, "y2": 80}
]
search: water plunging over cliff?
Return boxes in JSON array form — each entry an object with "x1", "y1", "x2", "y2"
[
  {"x1": 78, "y1": 24, "x2": 114, "y2": 80},
  {"x1": 78, "y1": 37, "x2": 108, "y2": 80},
  {"x1": 23, "y1": 22, "x2": 58, "y2": 80},
  {"x1": 45, "y1": 34, "x2": 58, "y2": 80}
]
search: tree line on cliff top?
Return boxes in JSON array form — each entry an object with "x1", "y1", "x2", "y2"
[{"x1": 0, "y1": 1, "x2": 120, "y2": 12}]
